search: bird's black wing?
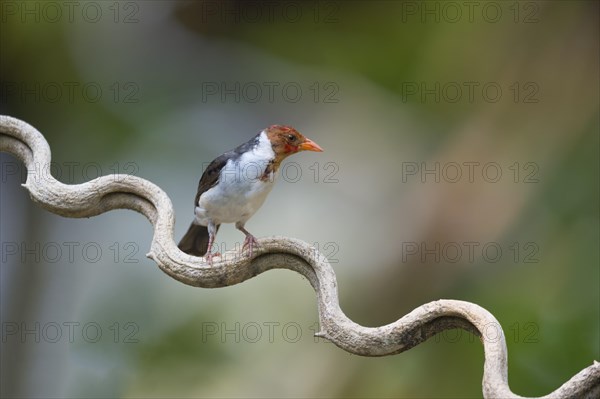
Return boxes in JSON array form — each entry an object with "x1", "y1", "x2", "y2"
[
  {"x1": 182, "y1": 153, "x2": 229, "y2": 256},
  {"x1": 194, "y1": 152, "x2": 230, "y2": 206},
  {"x1": 181, "y1": 133, "x2": 261, "y2": 256},
  {"x1": 194, "y1": 133, "x2": 261, "y2": 206}
]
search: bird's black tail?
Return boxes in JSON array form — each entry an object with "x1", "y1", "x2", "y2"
[{"x1": 178, "y1": 223, "x2": 212, "y2": 256}]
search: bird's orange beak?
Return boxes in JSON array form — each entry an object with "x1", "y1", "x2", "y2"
[{"x1": 298, "y1": 138, "x2": 324, "y2": 152}]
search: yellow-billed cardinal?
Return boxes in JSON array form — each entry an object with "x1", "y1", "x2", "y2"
[{"x1": 178, "y1": 125, "x2": 323, "y2": 264}]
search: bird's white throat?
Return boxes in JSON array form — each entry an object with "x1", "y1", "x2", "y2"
[
  {"x1": 251, "y1": 130, "x2": 276, "y2": 161},
  {"x1": 231, "y1": 130, "x2": 276, "y2": 181}
]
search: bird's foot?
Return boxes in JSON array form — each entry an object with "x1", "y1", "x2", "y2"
[
  {"x1": 241, "y1": 235, "x2": 259, "y2": 257},
  {"x1": 204, "y1": 252, "x2": 221, "y2": 266}
]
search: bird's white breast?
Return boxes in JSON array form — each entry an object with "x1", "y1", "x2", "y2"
[{"x1": 195, "y1": 131, "x2": 276, "y2": 226}]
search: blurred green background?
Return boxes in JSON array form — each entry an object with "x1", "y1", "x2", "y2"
[{"x1": 1, "y1": 1, "x2": 598, "y2": 398}]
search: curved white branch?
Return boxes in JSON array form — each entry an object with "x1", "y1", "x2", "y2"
[{"x1": 1, "y1": 115, "x2": 598, "y2": 398}]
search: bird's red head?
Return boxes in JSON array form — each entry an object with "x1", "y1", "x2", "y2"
[{"x1": 265, "y1": 125, "x2": 323, "y2": 157}]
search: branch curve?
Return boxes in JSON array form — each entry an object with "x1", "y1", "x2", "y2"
[{"x1": 1, "y1": 115, "x2": 598, "y2": 398}]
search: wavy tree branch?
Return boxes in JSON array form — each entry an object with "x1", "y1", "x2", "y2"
[{"x1": 1, "y1": 115, "x2": 598, "y2": 398}]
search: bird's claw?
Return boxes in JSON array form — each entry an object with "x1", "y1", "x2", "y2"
[
  {"x1": 242, "y1": 235, "x2": 259, "y2": 257},
  {"x1": 204, "y1": 252, "x2": 221, "y2": 266}
]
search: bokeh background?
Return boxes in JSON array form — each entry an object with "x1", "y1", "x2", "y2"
[{"x1": 1, "y1": 1, "x2": 598, "y2": 398}]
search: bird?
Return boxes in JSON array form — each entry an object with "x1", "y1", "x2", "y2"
[{"x1": 178, "y1": 125, "x2": 323, "y2": 264}]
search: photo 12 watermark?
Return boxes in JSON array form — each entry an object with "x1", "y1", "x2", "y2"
[
  {"x1": 199, "y1": 81, "x2": 340, "y2": 104},
  {"x1": 1, "y1": 160, "x2": 140, "y2": 185},
  {"x1": 401, "y1": 241, "x2": 540, "y2": 264},
  {"x1": 0, "y1": 81, "x2": 140, "y2": 104},
  {"x1": 199, "y1": 160, "x2": 340, "y2": 184},
  {"x1": 399, "y1": 1, "x2": 540, "y2": 24},
  {"x1": 1, "y1": 321, "x2": 140, "y2": 344},
  {"x1": 200, "y1": 321, "x2": 303, "y2": 344},
  {"x1": 1, "y1": 241, "x2": 142, "y2": 264},
  {"x1": 204, "y1": 240, "x2": 340, "y2": 264},
  {"x1": 401, "y1": 161, "x2": 540, "y2": 184},
  {"x1": 1, "y1": 1, "x2": 140, "y2": 24},
  {"x1": 400, "y1": 81, "x2": 540, "y2": 104},
  {"x1": 431, "y1": 321, "x2": 539, "y2": 344}
]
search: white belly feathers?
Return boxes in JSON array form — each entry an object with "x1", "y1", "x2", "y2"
[{"x1": 194, "y1": 132, "x2": 276, "y2": 226}]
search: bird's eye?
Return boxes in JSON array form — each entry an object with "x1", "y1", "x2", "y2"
[{"x1": 287, "y1": 134, "x2": 296, "y2": 142}]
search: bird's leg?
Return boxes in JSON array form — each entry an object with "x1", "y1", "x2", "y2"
[
  {"x1": 235, "y1": 222, "x2": 259, "y2": 257},
  {"x1": 205, "y1": 221, "x2": 218, "y2": 266}
]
